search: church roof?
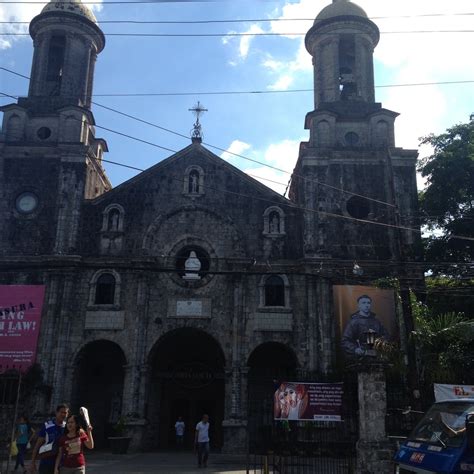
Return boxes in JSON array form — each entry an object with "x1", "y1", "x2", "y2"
[
  {"x1": 41, "y1": 0, "x2": 98, "y2": 24},
  {"x1": 315, "y1": 0, "x2": 368, "y2": 22}
]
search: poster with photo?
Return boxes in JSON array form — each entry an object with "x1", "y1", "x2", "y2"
[
  {"x1": 274, "y1": 382, "x2": 343, "y2": 422},
  {"x1": 333, "y1": 285, "x2": 397, "y2": 358}
]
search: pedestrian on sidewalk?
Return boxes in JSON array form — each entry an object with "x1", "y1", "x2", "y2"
[
  {"x1": 14, "y1": 414, "x2": 33, "y2": 472},
  {"x1": 29, "y1": 403, "x2": 69, "y2": 474},
  {"x1": 194, "y1": 414, "x2": 210, "y2": 468},
  {"x1": 174, "y1": 416, "x2": 185, "y2": 449},
  {"x1": 54, "y1": 414, "x2": 94, "y2": 474}
]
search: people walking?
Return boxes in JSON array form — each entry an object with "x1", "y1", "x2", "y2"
[
  {"x1": 54, "y1": 414, "x2": 94, "y2": 474},
  {"x1": 174, "y1": 416, "x2": 185, "y2": 449},
  {"x1": 29, "y1": 404, "x2": 69, "y2": 474},
  {"x1": 14, "y1": 414, "x2": 32, "y2": 472},
  {"x1": 194, "y1": 414, "x2": 210, "y2": 468}
]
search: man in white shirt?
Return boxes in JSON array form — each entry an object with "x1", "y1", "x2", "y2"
[
  {"x1": 194, "y1": 414, "x2": 210, "y2": 468},
  {"x1": 174, "y1": 416, "x2": 185, "y2": 449}
]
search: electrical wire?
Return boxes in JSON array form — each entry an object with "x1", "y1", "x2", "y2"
[
  {"x1": 2, "y1": 30, "x2": 474, "y2": 38},
  {"x1": 2, "y1": 13, "x2": 474, "y2": 23},
  {"x1": 3, "y1": 87, "x2": 473, "y2": 245}
]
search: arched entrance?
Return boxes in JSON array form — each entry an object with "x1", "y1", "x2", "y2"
[
  {"x1": 247, "y1": 342, "x2": 298, "y2": 452},
  {"x1": 148, "y1": 328, "x2": 225, "y2": 450},
  {"x1": 73, "y1": 340, "x2": 126, "y2": 448}
]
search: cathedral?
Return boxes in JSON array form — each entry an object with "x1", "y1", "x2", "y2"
[{"x1": 0, "y1": 0, "x2": 419, "y2": 452}]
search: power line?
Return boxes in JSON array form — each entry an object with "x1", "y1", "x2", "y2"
[
  {"x1": 2, "y1": 30, "x2": 474, "y2": 37},
  {"x1": 2, "y1": 12, "x2": 474, "y2": 24},
  {"x1": 5, "y1": 89, "x2": 472, "y2": 244},
  {"x1": 0, "y1": 66, "x2": 399, "y2": 209},
  {"x1": 1, "y1": 68, "x2": 473, "y2": 97}
]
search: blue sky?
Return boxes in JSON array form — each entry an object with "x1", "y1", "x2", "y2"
[{"x1": 1, "y1": 0, "x2": 473, "y2": 194}]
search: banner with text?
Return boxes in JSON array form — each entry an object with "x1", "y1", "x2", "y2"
[
  {"x1": 274, "y1": 382, "x2": 343, "y2": 422},
  {"x1": 434, "y1": 383, "x2": 474, "y2": 402},
  {"x1": 0, "y1": 285, "x2": 46, "y2": 373}
]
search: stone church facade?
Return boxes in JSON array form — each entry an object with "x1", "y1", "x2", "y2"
[{"x1": 0, "y1": 0, "x2": 419, "y2": 452}]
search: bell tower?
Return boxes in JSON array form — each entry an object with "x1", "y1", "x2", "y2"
[
  {"x1": 290, "y1": 0, "x2": 419, "y2": 262},
  {"x1": 0, "y1": 0, "x2": 111, "y2": 256}
]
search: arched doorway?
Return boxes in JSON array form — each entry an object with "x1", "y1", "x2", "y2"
[
  {"x1": 148, "y1": 328, "x2": 225, "y2": 450},
  {"x1": 73, "y1": 340, "x2": 126, "y2": 448},
  {"x1": 247, "y1": 342, "x2": 298, "y2": 452}
]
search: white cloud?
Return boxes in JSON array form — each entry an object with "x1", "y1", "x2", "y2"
[
  {"x1": 220, "y1": 140, "x2": 252, "y2": 160},
  {"x1": 262, "y1": 139, "x2": 301, "y2": 173},
  {"x1": 268, "y1": 74, "x2": 294, "y2": 91},
  {"x1": 223, "y1": 24, "x2": 265, "y2": 61},
  {"x1": 0, "y1": 0, "x2": 103, "y2": 49}
]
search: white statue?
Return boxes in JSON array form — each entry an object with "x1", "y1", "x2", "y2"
[{"x1": 183, "y1": 251, "x2": 201, "y2": 280}]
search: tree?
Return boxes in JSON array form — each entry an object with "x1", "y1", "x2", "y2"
[{"x1": 418, "y1": 120, "x2": 474, "y2": 277}]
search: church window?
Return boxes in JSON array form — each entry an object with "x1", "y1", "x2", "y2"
[
  {"x1": 46, "y1": 35, "x2": 66, "y2": 83},
  {"x1": 264, "y1": 276, "x2": 285, "y2": 307},
  {"x1": 101, "y1": 204, "x2": 125, "y2": 232},
  {"x1": 94, "y1": 273, "x2": 116, "y2": 305},
  {"x1": 6, "y1": 115, "x2": 22, "y2": 141},
  {"x1": 15, "y1": 192, "x2": 39, "y2": 214},
  {"x1": 183, "y1": 165, "x2": 205, "y2": 197},
  {"x1": 346, "y1": 196, "x2": 370, "y2": 219},
  {"x1": 263, "y1": 206, "x2": 285, "y2": 235},
  {"x1": 316, "y1": 120, "x2": 331, "y2": 147},
  {"x1": 375, "y1": 120, "x2": 389, "y2": 146},
  {"x1": 37, "y1": 127, "x2": 52, "y2": 140},
  {"x1": 345, "y1": 132, "x2": 360, "y2": 147},
  {"x1": 339, "y1": 35, "x2": 357, "y2": 100}
]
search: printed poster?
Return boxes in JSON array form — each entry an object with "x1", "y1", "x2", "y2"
[
  {"x1": 434, "y1": 383, "x2": 474, "y2": 402},
  {"x1": 274, "y1": 382, "x2": 343, "y2": 422},
  {"x1": 0, "y1": 285, "x2": 46, "y2": 373}
]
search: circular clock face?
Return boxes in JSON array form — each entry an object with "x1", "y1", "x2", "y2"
[{"x1": 15, "y1": 192, "x2": 39, "y2": 214}]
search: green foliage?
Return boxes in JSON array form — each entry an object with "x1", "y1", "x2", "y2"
[
  {"x1": 418, "y1": 121, "x2": 474, "y2": 276},
  {"x1": 411, "y1": 306, "x2": 474, "y2": 384}
]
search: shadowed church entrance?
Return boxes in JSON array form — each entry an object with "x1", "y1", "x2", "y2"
[
  {"x1": 73, "y1": 340, "x2": 126, "y2": 448},
  {"x1": 148, "y1": 328, "x2": 225, "y2": 450}
]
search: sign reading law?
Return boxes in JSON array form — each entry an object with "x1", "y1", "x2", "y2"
[
  {"x1": 274, "y1": 382, "x2": 343, "y2": 422},
  {"x1": 0, "y1": 285, "x2": 46, "y2": 372}
]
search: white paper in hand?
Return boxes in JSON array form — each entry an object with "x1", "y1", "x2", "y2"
[{"x1": 80, "y1": 406, "x2": 90, "y2": 428}]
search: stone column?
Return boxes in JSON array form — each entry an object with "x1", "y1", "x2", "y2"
[{"x1": 356, "y1": 361, "x2": 393, "y2": 474}]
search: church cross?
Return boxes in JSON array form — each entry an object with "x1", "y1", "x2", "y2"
[{"x1": 188, "y1": 101, "x2": 208, "y2": 140}]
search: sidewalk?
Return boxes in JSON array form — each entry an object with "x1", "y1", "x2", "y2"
[{"x1": 86, "y1": 451, "x2": 250, "y2": 474}]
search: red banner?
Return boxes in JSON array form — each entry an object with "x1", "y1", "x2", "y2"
[
  {"x1": 274, "y1": 382, "x2": 344, "y2": 422},
  {"x1": 0, "y1": 285, "x2": 46, "y2": 373}
]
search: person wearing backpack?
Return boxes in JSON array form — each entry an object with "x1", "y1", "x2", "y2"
[{"x1": 29, "y1": 404, "x2": 69, "y2": 474}]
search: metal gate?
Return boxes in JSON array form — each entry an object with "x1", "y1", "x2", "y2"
[{"x1": 247, "y1": 371, "x2": 358, "y2": 473}]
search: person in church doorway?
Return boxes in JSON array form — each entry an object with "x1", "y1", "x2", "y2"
[
  {"x1": 194, "y1": 414, "x2": 210, "y2": 468},
  {"x1": 174, "y1": 416, "x2": 185, "y2": 449}
]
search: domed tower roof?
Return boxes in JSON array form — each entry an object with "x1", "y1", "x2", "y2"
[
  {"x1": 315, "y1": 0, "x2": 368, "y2": 22},
  {"x1": 41, "y1": 0, "x2": 98, "y2": 25}
]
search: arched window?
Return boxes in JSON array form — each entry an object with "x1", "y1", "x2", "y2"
[
  {"x1": 183, "y1": 165, "x2": 205, "y2": 197},
  {"x1": 264, "y1": 275, "x2": 285, "y2": 307},
  {"x1": 94, "y1": 273, "x2": 116, "y2": 305},
  {"x1": 6, "y1": 115, "x2": 22, "y2": 141},
  {"x1": 375, "y1": 120, "x2": 389, "y2": 146},
  {"x1": 317, "y1": 120, "x2": 331, "y2": 147},
  {"x1": 101, "y1": 204, "x2": 125, "y2": 232}
]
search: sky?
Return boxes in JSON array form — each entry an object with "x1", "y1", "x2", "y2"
[{"x1": 0, "y1": 0, "x2": 473, "y2": 195}]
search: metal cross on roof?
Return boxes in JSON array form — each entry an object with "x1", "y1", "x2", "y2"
[{"x1": 188, "y1": 101, "x2": 208, "y2": 141}]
